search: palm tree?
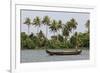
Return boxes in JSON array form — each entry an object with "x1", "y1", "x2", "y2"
[
  {"x1": 56, "y1": 20, "x2": 62, "y2": 41},
  {"x1": 42, "y1": 16, "x2": 51, "y2": 38},
  {"x1": 85, "y1": 20, "x2": 90, "y2": 33},
  {"x1": 67, "y1": 18, "x2": 78, "y2": 33},
  {"x1": 23, "y1": 17, "x2": 31, "y2": 34},
  {"x1": 33, "y1": 16, "x2": 41, "y2": 34},
  {"x1": 49, "y1": 20, "x2": 58, "y2": 37},
  {"x1": 57, "y1": 20, "x2": 62, "y2": 34},
  {"x1": 62, "y1": 24, "x2": 69, "y2": 47},
  {"x1": 66, "y1": 18, "x2": 78, "y2": 48},
  {"x1": 85, "y1": 20, "x2": 90, "y2": 48}
]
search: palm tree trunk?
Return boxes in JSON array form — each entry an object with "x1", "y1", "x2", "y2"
[
  {"x1": 75, "y1": 36, "x2": 78, "y2": 49},
  {"x1": 46, "y1": 25, "x2": 48, "y2": 49},
  {"x1": 76, "y1": 32, "x2": 78, "y2": 50},
  {"x1": 65, "y1": 36, "x2": 67, "y2": 48},
  {"x1": 46, "y1": 25, "x2": 48, "y2": 39},
  {"x1": 57, "y1": 30, "x2": 60, "y2": 41},
  {"x1": 54, "y1": 32, "x2": 55, "y2": 37},
  {"x1": 37, "y1": 26, "x2": 38, "y2": 34},
  {"x1": 28, "y1": 25, "x2": 29, "y2": 35},
  {"x1": 88, "y1": 28, "x2": 89, "y2": 33}
]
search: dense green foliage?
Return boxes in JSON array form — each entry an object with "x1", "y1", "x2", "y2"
[{"x1": 21, "y1": 16, "x2": 90, "y2": 49}]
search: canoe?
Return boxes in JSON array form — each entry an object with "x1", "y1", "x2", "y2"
[{"x1": 46, "y1": 49, "x2": 82, "y2": 55}]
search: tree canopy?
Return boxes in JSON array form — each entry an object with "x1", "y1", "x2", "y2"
[{"x1": 22, "y1": 16, "x2": 90, "y2": 49}]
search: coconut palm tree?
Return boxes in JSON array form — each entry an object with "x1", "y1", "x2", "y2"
[
  {"x1": 85, "y1": 20, "x2": 90, "y2": 48},
  {"x1": 62, "y1": 24, "x2": 69, "y2": 47},
  {"x1": 23, "y1": 17, "x2": 31, "y2": 34},
  {"x1": 56, "y1": 20, "x2": 62, "y2": 41},
  {"x1": 49, "y1": 20, "x2": 58, "y2": 37},
  {"x1": 65, "y1": 18, "x2": 78, "y2": 48},
  {"x1": 42, "y1": 16, "x2": 51, "y2": 38},
  {"x1": 67, "y1": 18, "x2": 78, "y2": 33},
  {"x1": 57, "y1": 20, "x2": 62, "y2": 34},
  {"x1": 33, "y1": 16, "x2": 41, "y2": 34},
  {"x1": 85, "y1": 20, "x2": 90, "y2": 33}
]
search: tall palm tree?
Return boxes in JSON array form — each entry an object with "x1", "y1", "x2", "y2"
[
  {"x1": 57, "y1": 20, "x2": 62, "y2": 34},
  {"x1": 67, "y1": 18, "x2": 78, "y2": 33},
  {"x1": 85, "y1": 20, "x2": 90, "y2": 33},
  {"x1": 56, "y1": 20, "x2": 62, "y2": 41},
  {"x1": 42, "y1": 16, "x2": 51, "y2": 38},
  {"x1": 23, "y1": 17, "x2": 31, "y2": 34},
  {"x1": 33, "y1": 16, "x2": 41, "y2": 34},
  {"x1": 49, "y1": 20, "x2": 58, "y2": 37},
  {"x1": 66, "y1": 18, "x2": 78, "y2": 48},
  {"x1": 62, "y1": 24, "x2": 69, "y2": 47}
]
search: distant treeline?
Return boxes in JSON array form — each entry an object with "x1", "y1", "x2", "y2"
[{"x1": 21, "y1": 16, "x2": 90, "y2": 49}]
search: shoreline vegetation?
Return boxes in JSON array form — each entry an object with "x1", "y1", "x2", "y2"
[
  {"x1": 21, "y1": 16, "x2": 90, "y2": 50},
  {"x1": 21, "y1": 48, "x2": 89, "y2": 50}
]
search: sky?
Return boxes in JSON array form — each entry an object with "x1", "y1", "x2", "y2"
[{"x1": 21, "y1": 10, "x2": 90, "y2": 39}]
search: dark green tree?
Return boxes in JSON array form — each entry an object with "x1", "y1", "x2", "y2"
[{"x1": 36, "y1": 30, "x2": 46, "y2": 48}]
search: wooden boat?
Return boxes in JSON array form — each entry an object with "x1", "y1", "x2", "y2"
[{"x1": 46, "y1": 49, "x2": 82, "y2": 55}]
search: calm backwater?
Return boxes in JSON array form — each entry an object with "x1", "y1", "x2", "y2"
[{"x1": 21, "y1": 49, "x2": 89, "y2": 63}]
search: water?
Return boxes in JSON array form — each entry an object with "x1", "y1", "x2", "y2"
[{"x1": 21, "y1": 49, "x2": 89, "y2": 63}]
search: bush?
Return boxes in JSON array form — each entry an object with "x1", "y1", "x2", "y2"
[
  {"x1": 25, "y1": 38, "x2": 35, "y2": 49},
  {"x1": 21, "y1": 32, "x2": 35, "y2": 49}
]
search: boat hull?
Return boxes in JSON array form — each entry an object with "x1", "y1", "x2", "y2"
[{"x1": 46, "y1": 49, "x2": 82, "y2": 55}]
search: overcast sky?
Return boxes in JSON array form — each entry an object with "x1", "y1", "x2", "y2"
[{"x1": 21, "y1": 10, "x2": 90, "y2": 39}]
